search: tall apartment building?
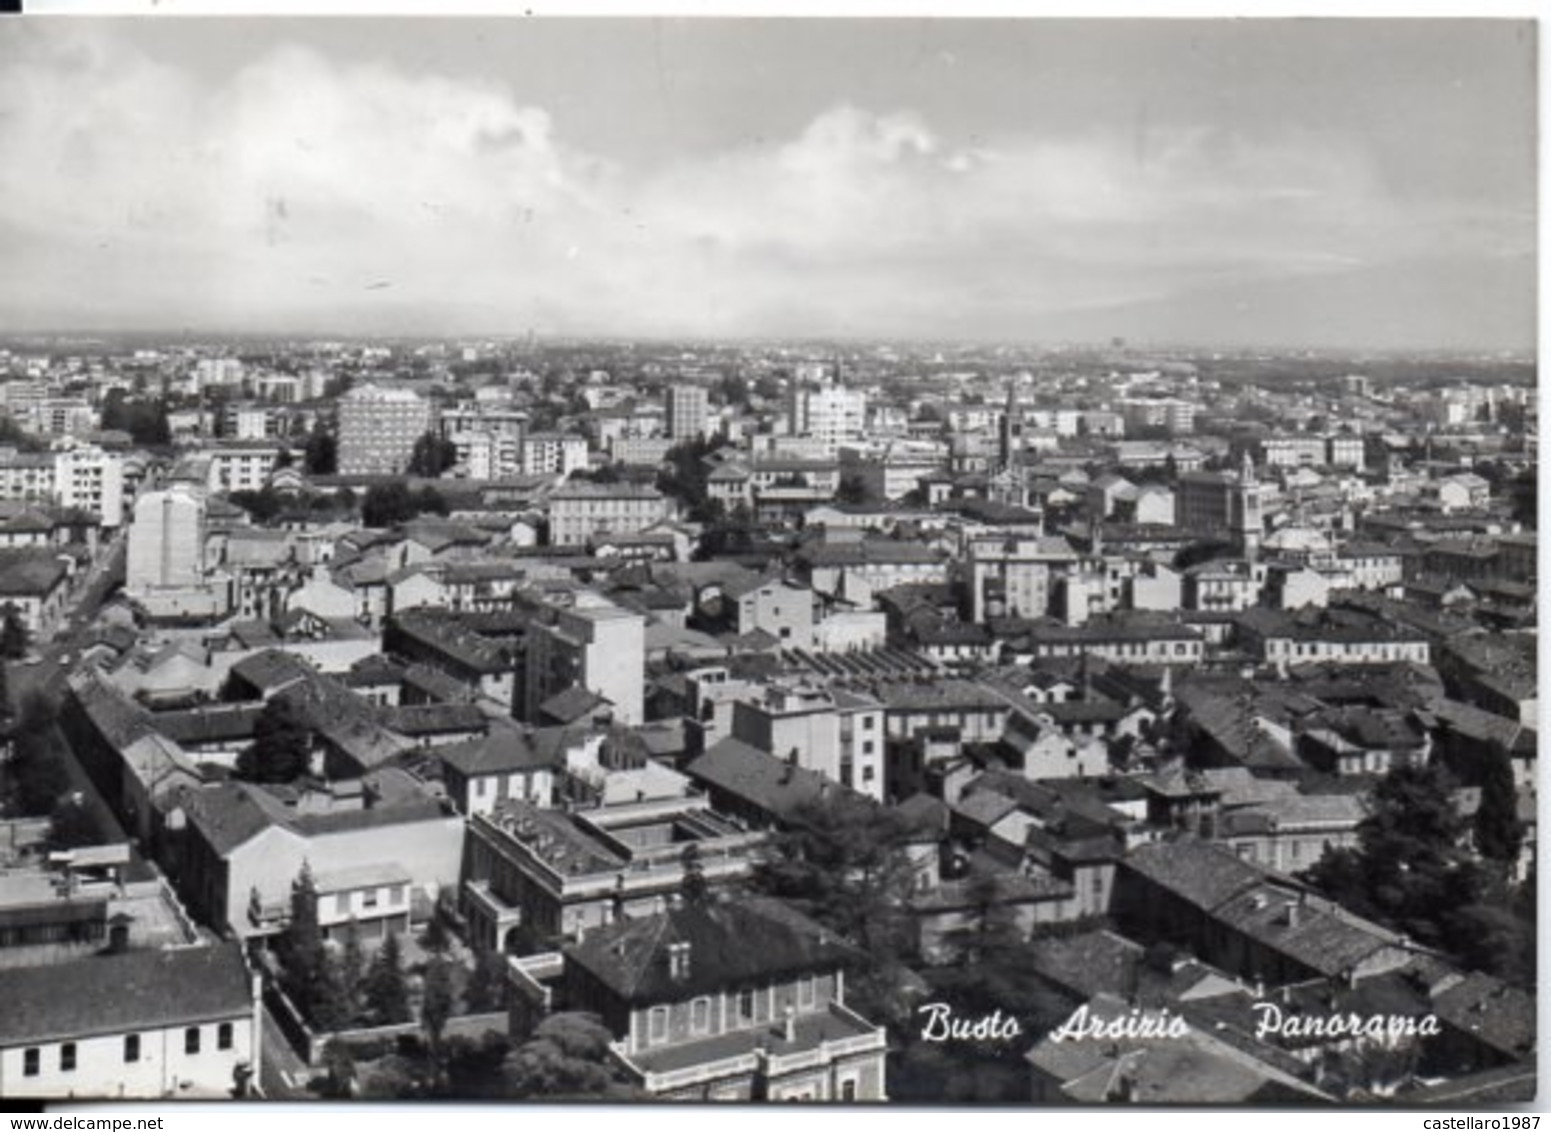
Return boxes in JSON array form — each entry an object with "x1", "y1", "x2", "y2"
[
  {"x1": 53, "y1": 441, "x2": 126, "y2": 527},
  {"x1": 522, "y1": 598, "x2": 645, "y2": 726},
  {"x1": 788, "y1": 383, "x2": 867, "y2": 452},
  {"x1": 1119, "y1": 397, "x2": 1198, "y2": 435},
  {"x1": 665, "y1": 384, "x2": 711, "y2": 442},
  {"x1": 440, "y1": 405, "x2": 528, "y2": 479},
  {"x1": 336, "y1": 385, "x2": 433, "y2": 476},
  {"x1": 127, "y1": 484, "x2": 206, "y2": 592}
]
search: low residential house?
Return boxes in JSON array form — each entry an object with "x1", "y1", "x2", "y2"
[
  {"x1": 312, "y1": 863, "x2": 415, "y2": 946},
  {"x1": 384, "y1": 608, "x2": 517, "y2": 713},
  {"x1": 436, "y1": 723, "x2": 583, "y2": 816},
  {"x1": 1234, "y1": 607, "x2": 1431, "y2": 668},
  {"x1": 1216, "y1": 791, "x2": 1366, "y2": 875},
  {"x1": 1298, "y1": 708, "x2": 1431, "y2": 776},
  {"x1": 1009, "y1": 615, "x2": 1205, "y2": 667},
  {"x1": 0, "y1": 549, "x2": 74, "y2": 638},
  {"x1": 1114, "y1": 839, "x2": 1421, "y2": 989},
  {"x1": 0, "y1": 942, "x2": 260, "y2": 1100},
  {"x1": 559, "y1": 897, "x2": 888, "y2": 1100}
]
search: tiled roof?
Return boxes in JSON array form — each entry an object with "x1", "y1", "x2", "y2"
[
  {"x1": 567, "y1": 896, "x2": 858, "y2": 1004},
  {"x1": 0, "y1": 943, "x2": 253, "y2": 1046}
]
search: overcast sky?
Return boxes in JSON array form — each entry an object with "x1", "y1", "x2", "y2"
[{"x1": 0, "y1": 18, "x2": 1535, "y2": 350}]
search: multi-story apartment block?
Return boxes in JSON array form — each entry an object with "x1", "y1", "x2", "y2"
[
  {"x1": 547, "y1": 483, "x2": 672, "y2": 547},
  {"x1": 665, "y1": 384, "x2": 711, "y2": 442},
  {"x1": 729, "y1": 681, "x2": 886, "y2": 801},
  {"x1": 1119, "y1": 397, "x2": 1197, "y2": 435},
  {"x1": 788, "y1": 383, "x2": 867, "y2": 453},
  {"x1": 521, "y1": 597, "x2": 646, "y2": 726},
  {"x1": 965, "y1": 535, "x2": 1080, "y2": 622},
  {"x1": 336, "y1": 384, "x2": 434, "y2": 476},
  {"x1": 205, "y1": 443, "x2": 282, "y2": 495},
  {"x1": 52, "y1": 441, "x2": 126, "y2": 527},
  {"x1": 461, "y1": 797, "x2": 762, "y2": 951},
  {"x1": 522, "y1": 431, "x2": 589, "y2": 478}
]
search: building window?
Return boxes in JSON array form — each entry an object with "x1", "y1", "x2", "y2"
[
  {"x1": 124, "y1": 1035, "x2": 141, "y2": 1063},
  {"x1": 691, "y1": 997, "x2": 711, "y2": 1035},
  {"x1": 738, "y1": 989, "x2": 756, "y2": 1022},
  {"x1": 798, "y1": 976, "x2": 816, "y2": 1009},
  {"x1": 362, "y1": 889, "x2": 379, "y2": 910},
  {"x1": 23, "y1": 1048, "x2": 38, "y2": 1077},
  {"x1": 648, "y1": 1006, "x2": 669, "y2": 1045},
  {"x1": 335, "y1": 893, "x2": 350, "y2": 916},
  {"x1": 60, "y1": 1043, "x2": 76, "y2": 1072},
  {"x1": 841, "y1": 1078, "x2": 858, "y2": 1101},
  {"x1": 218, "y1": 1022, "x2": 234, "y2": 1051},
  {"x1": 186, "y1": 1027, "x2": 201, "y2": 1055},
  {"x1": 862, "y1": 766, "x2": 875, "y2": 783},
  {"x1": 863, "y1": 716, "x2": 875, "y2": 730}
]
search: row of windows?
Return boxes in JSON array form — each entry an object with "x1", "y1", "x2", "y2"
[
  {"x1": 22, "y1": 1025, "x2": 234, "y2": 1076},
  {"x1": 644, "y1": 979, "x2": 821, "y2": 1046}
]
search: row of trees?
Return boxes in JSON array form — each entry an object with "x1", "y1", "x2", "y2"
[
  {"x1": 100, "y1": 390, "x2": 172, "y2": 447},
  {"x1": 0, "y1": 687, "x2": 101, "y2": 849},
  {"x1": 277, "y1": 867, "x2": 510, "y2": 1041}
]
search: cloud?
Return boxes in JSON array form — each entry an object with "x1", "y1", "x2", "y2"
[{"x1": 0, "y1": 25, "x2": 1532, "y2": 347}]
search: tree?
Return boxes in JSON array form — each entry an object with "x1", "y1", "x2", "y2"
[
  {"x1": 0, "y1": 657, "x2": 11, "y2": 732},
  {"x1": 754, "y1": 791, "x2": 920, "y2": 958},
  {"x1": 234, "y1": 698, "x2": 312, "y2": 784},
  {"x1": 680, "y1": 842, "x2": 709, "y2": 906},
  {"x1": 463, "y1": 948, "x2": 509, "y2": 1015},
  {"x1": 364, "y1": 931, "x2": 413, "y2": 1025},
  {"x1": 46, "y1": 796, "x2": 98, "y2": 850},
  {"x1": 941, "y1": 872, "x2": 1027, "y2": 967},
  {"x1": 359, "y1": 477, "x2": 428, "y2": 527},
  {"x1": 420, "y1": 956, "x2": 455, "y2": 1056},
  {"x1": 339, "y1": 920, "x2": 367, "y2": 1024},
  {"x1": 503, "y1": 1013, "x2": 633, "y2": 1099},
  {"x1": 1300, "y1": 763, "x2": 1491, "y2": 959},
  {"x1": 0, "y1": 606, "x2": 29, "y2": 661},
  {"x1": 1172, "y1": 539, "x2": 1238, "y2": 572},
  {"x1": 278, "y1": 864, "x2": 352, "y2": 1032},
  {"x1": 1474, "y1": 750, "x2": 1526, "y2": 871},
  {"x1": 8, "y1": 693, "x2": 69, "y2": 816},
  {"x1": 407, "y1": 432, "x2": 458, "y2": 478},
  {"x1": 303, "y1": 424, "x2": 337, "y2": 476},
  {"x1": 837, "y1": 472, "x2": 871, "y2": 505},
  {"x1": 318, "y1": 1041, "x2": 358, "y2": 1099},
  {"x1": 419, "y1": 914, "x2": 452, "y2": 958},
  {"x1": 228, "y1": 487, "x2": 284, "y2": 525},
  {"x1": 416, "y1": 486, "x2": 448, "y2": 517}
]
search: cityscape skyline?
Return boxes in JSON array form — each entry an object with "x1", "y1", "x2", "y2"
[{"x1": 0, "y1": 18, "x2": 1536, "y2": 352}]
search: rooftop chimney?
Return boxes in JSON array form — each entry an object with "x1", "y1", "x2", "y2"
[{"x1": 667, "y1": 940, "x2": 691, "y2": 981}]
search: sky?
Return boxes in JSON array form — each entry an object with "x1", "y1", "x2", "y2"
[{"x1": 0, "y1": 18, "x2": 1536, "y2": 350}]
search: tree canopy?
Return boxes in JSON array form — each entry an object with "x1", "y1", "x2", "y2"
[{"x1": 235, "y1": 697, "x2": 313, "y2": 784}]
